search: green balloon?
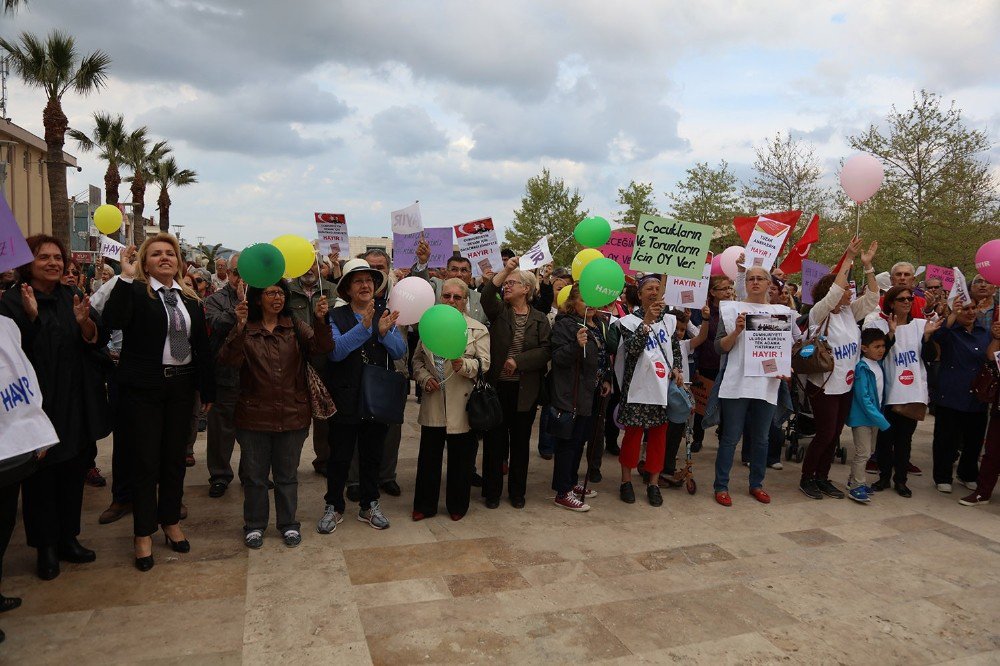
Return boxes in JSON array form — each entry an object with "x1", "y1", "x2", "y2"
[
  {"x1": 419, "y1": 304, "x2": 468, "y2": 359},
  {"x1": 574, "y1": 216, "x2": 612, "y2": 248},
  {"x1": 238, "y1": 243, "x2": 286, "y2": 288},
  {"x1": 579, "y1": 258, "x2": 625, "y2": 308}
]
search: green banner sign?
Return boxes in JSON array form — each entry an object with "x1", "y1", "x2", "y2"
[{"x1": 629, "y1": 215, "x2": 713, "y2": 279}]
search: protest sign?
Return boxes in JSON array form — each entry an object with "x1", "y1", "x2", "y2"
[
  {"x1": 519, "y1": 235, "x2": 552, "y2": 271},
  {"x1": 599, "y1": 231, "x2": 636, "y2": 276},
  {"x1": 690, "y1": 372, "x2": 715, "y2": 416},
  {"x1": 454, "y1": 218, "x2": 502, "y2": 277},
  {"x1": 800, "y1": 259, "x2": 829, "y2": 305},
  {"x1": 948, "y1": 266, "x2": 971, "y2": 308},
  {"x1": 393, "y1": 227, "x2": 452, "y2": 268},
  {"x1": 0, "y1": 195, "x2": 33, "y2": 274},
  {"x1": 314, "y1": 213, "x2": 350, "y2": 256},
  {"x1": 925, "y1": 264, "x2": 954, "y2": 291},
  {"x1": 0, "y1": 318, "x2": 59, "y2": 462},
  {"x1": 390, "y1": 202, "x2": 422, "y2": 235},
  {"x1": 99, "y1": 235, "x2": 126, "y2": 260},
  {"x1": 745, "y1": 217, "x2": 791, "y2": 270},
  {"x1": 744, "y1": 311, "x2": 793, "y2": 377},
  {"x1": 663, "y1": 252, "x2": 713, "y2": 309},
  {"x1": 630, "y1": 215, "x2": 712, "y2": 279}
]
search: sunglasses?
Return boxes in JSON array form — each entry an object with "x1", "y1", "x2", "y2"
[
  {"x1": 194, "y1": 277, "x2": 205, "y2": 284},
  {"x1": 67, "y1": 270, "x2": 80, "y2": 276},
  {"x1": 894, "y1": 296, "x2": 914, "y2": 302}
]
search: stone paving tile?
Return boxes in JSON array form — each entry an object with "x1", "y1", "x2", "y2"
[
  {"x1": 779, "y1": 527, "x2": 847, "y2": 547},
  {"x1": 444, "y1": 567, "x2": 532, "y2": 597}
]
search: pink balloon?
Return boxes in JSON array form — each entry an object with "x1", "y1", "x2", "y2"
[
  {"x1": 711, "y1": 254, "x2": 725, "y2": 277},
  {"x1": 387, "y1": 276, "x2": 435, "y2": 326},
  {"x1": 719, "y1": 246, "x2": 744, "y2": 280},
  {"x1": 975, "y1": 240, "x2": 1000, "y2": 286},
  {"x1": 840, "y1": 154, "x2": 884, "y2": 204}
]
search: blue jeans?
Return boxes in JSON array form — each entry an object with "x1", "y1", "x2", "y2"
[
  {"x1": 715, "y1": 398, "x2": 776, "y2": 492},
  {"x1": 236, "y1": 427, "x2": 308, "y2": 534}
]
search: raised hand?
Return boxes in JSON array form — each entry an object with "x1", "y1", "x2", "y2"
[
  {"x1": 361, "y1": 301, "x2": 376, "y2": 329},
  {"x1": 236, "y1": 279, "x2": 246, "y2": 303},
  {"x1": 72, "y1": 294, "x2": 92, "y2": 325},
  {"x1": 21, "y1": 284, "x2": 38, "y2": 321},
  {"x1": 736, "y1": 252, "x2": 746, "y2": 273},
  {"x1": 121, "y1": 245, "x2": 138, "y2": 278},
  {"x1": 234, "y1": 300, "x2": 249, "y2": 327},
  {"x1": 846, "y1": 236, "x2": 863, "y2": 259},
  {"x1": 378, "y1": 309, "x2": 399, "y2": 337},
  {"x1": 415, "y1": 237, "x2": 431, "y2": 265},
  {"x1": 504, "y1": 257, "x2": 519, "y2": 273},
  {"x1": 314, "y1": 295, "x2": 329, "y2": 320},
  {"x1": 923, "y1": 315, "x2": 943, "y2": 339},
  {"x1": 860, "y1": 241, "x2": 878, "y2": 268},
  {"x1": 888, "y1": 313, "x2": 898, "y2": 336}
]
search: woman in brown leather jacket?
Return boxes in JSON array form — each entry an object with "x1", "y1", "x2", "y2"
[{"x1": 219, "y1": 280, "x2": 332, "y2": 549}]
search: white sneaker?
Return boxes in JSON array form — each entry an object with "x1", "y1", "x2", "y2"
[
  {"x1": 769, "y1": 462, "x2": 784, "y2": 470},
  {"x1": 959, "y1": 479, "x2": 978, "y2": 491},
  {"x1": 936, "y1": 483, "x2": 952, "y2": 494}
]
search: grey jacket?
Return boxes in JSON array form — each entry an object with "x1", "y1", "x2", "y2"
[
  {"x1": 411, "y1": 263, "x2": 489, "y2": 325},
  {"x1": 204, "y1": 283, "x2": 241, "y2": 387}
]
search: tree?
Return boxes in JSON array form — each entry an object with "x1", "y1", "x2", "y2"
[
  {"x1": 0, "y1": 31, "x2": 110, "y2": 246},
  {"x1": 3, "y1": 0, "x2": 26, "y2": 14},
  {"x1": 667, "y1": 160, "x2": 744, "y2": 252},
  {"x1": 154, "y1": 156, "x2": 197, "y2": 232},
  {"x1": 614, "y1": 180, "x2": 659, "y2": 232},
  {"x1": 123, "y1": 135, "x2": 170, "y2": 241},
  {"x1": 68, "y1": 113, "x2": 145, "y2": 205},
  {"x1": 197, "y1": 242, "x2": 223, "y2": 264},
  {"x1": 505, "y1": 168, "x2": 588, "y2": 267},
  {"x1": 849, "y1": 89, "x2": 1000, "y2": 271},
  {"x1": 742, "y1": 132, "x2": 832, "y2": 218}
]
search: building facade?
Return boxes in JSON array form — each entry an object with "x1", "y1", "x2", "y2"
[{"x1": 0, "y1": 119, "x2": 77, "y2": 238}]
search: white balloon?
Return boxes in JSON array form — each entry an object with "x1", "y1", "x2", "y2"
[
  {"x1": 387, "y1": 276, "x2": 436, "y2": 326},
  {"x1": 840, "y1": 154, "x2": 885, "y2": 204},
  {"x1": 719, "y1": 245, "x2": 744, "y2": 280}
]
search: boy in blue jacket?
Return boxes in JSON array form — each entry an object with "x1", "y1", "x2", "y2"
[{"x1": 845, "y1": 328, "x2": 891, "y2": 503}]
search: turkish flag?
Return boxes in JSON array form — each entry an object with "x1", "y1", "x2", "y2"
[
  {"x1": 778, "y1": 214, "x2": 820, "y2": 274},
  {"x1": 733, "y1": 210, "x2": 802, "y2": 251},
  {"x1": 314, "y1": 213, "x2": 345, "y2": 224}
]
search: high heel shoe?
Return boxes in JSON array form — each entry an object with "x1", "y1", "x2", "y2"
[
  {"x1": 134, "y1": 537, "x2": 154, "y2": 572},
  {"x1": 164, "y1": 533, "x2": 191, "y2": 554}
]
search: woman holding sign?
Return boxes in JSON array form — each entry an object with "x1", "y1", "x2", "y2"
[
  {"x1": 614, "y1": 274, "x2": 679, "y2": 507},
  {"x1": 714, "y1": 265, "x2": 799, "y2": 506},
  {"x1": 798, "y1": 239, "x2": 880, "y2": 501}
]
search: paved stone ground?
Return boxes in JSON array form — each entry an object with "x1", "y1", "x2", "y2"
[{"x1": 2, "y1": 397, "x2": 999, "y2": 664}]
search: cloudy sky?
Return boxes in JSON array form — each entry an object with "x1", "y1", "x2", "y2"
[{"x1": 4, "y1": 1, "x2": 999, "y2": 249}]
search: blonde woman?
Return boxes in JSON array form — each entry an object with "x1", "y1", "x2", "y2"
[{"x1": 103, "y1": 233, "x2": 215, "y2": 572}]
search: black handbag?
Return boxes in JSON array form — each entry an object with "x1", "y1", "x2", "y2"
[
  {"x1": 359, "y1": 348, "x2": 408, "y2": 425},
  {"x1": 467, "y1": 358, "x2": 504, "y2": 432}
]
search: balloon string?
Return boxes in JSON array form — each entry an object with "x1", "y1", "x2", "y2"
[
  {"x1": 315, "y1": 253, "x2": 324, "y2": 294},
  {"x1": 549, "y1": 233, "x2": 575, "y2": 257}
]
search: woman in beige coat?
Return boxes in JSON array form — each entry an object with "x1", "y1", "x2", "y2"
[{"x1": 411, "y1": 278, "x2": 491, "y2": 521}]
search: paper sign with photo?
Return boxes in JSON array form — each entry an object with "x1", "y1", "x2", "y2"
[
  {"x1": 743, "y1": 311, "x2": 792, "y2": 377},
  {"x1": 745, "y1": 217, "x2": 791, "y2": 271},
  {"x1": 315, "y1": 212, "x2": 350, "y2": 256},
  {"x1": 455, "y1": 217, "x2": 502, "y2": 277},
  {"x1": 663, "y1": 252, "x2": 713, "y2": 309}
]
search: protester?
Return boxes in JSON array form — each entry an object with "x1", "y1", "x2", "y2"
[
  {"x1": 868, "y1": 286, "x2": 940, "y2": 497},
  {"x1": 481, "y1": 257, "x2": 551, "y2": 509},
  {"x1": 548, "y1": 284, "x2": 611, "y2": 512},
  {"x1": 190, "y1": 268, "x2": 214, "y2": 298},
  {"x1": 219, "y1": 280, "x2": 331, "y2": 548},
  {"x1": 887, "y1": 261, "x2": 926, "y2": 319},
  {"x1": 317, "y1": 258, "x2": 406, "y2": 533},
  {"x1": 691, "y1": 275, "x2": 731, "y2": 452},
  {"x1": 90, "y1": 260, "x2": 115, "y2": 294},
  {"x1": 798, "y1": 239, "x2": 879, "y2": 501},
  {"x1": 211, "y1": 257, "x2": 228, "y2": 291},
  {"x1": 661, "y1": 307, "x2": 708, "y2": 485},
  {"x1": 970, "y1": 274, "x2": 997, "y2": 328},
  {"x1": 931, "y1": 300, "x2": 990, "y2": 493},
  {"x1": 0, "y1": 235, "x2": 109, "y2": 580},
  {"x1": 102, "y1": 234, "x2": 215, "y2": 572},
  {"x1": 959, "y1": 319, "x2": 1000, "y2": 506},
  {"x1": 613, "y1": 275, "x2": 678, "y2": 507},
  {"x1": 845, "y1": 328, "x2": 890, "y2": 503},
  {"x1": 412, "y1": 240, "x2": 489, "y2": 324},
  {"x1": 203, "y1": 253, "x2": 242, "y2": 498},
  {"x1": 288, "y1": 258, "x2": 337, "y2": 476},
  {"x1": 411, "y1": 278, "x2": 490, "y2": 520},
  {"x1": 713, "y1": 265, "x2": 799, "y2": 507}
]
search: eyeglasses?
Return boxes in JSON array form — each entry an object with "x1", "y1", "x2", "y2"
[
  {"x1": 894, "y1": 296, "x2": 914, "y2": 302},
  {"x1": 262, "y1": 289, "x2": 285, "y2": 298},
  {"x1": 746, "y1": 276, "x2": 769, "y2": 283},
  {"x1": 230, "y1": 268, "x2": 240, "y2": 276},
  {"x1": 441, "y1": 293, "x2": 466, "y2": 301},
  {"x1": 67, "y1": 270, "x2": 80, "y2": 276},
  {"x1": 502, "y1": 280, "x2": 524, "y2": 288}
]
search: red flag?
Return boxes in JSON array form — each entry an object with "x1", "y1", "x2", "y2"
[
  {"x1": 778, "y1": 214, "x2": 820, "y2": 274},
  {"x1": 733, "y1": 210, "x2": 802, "y2": 247}
]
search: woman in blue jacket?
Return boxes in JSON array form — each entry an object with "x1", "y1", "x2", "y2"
[{"x1": 845, "y1": 328, "x2": 891, "y2": 503}]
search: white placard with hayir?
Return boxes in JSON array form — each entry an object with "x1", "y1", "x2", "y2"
[
  {"x1": 744, "y1": 217, "x2": 792, "y2": 270},
  {"x1": 663, "y1": 255, "x2": 712, "y2": 309},
  {"x1": 391, "y1": 202, "x2": 423, "y2": 235},
  {"x1": 518, "y1": 236, "x2": 552, "y2": 271},
  {"x1": 743, "y1": 311, "x2": 793, "y2": 377},
  {"x1": 315, "y1": 213, "x2": 349, "y2": 256},
  {"x1": 99, "y1": 235, "x2": 126, "y2": 260}
]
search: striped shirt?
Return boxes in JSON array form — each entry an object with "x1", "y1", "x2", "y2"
[{"x1": 501, "y1": 312, "x2": 528, "y2": 382}]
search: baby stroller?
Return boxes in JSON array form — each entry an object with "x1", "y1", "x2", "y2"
[{"x1": 784, "y1": 375, "x2": 816, "y2": 463}]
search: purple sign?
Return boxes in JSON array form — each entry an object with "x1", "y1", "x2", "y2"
[
  {"x1": 800, "y1": 259, "x2": 829, "y2": 305},
  {"x1": 0, "y1": 195, "x2": 32, "y2": 274},
  {"x1": 925, "y1": 264, "x2": 955, "y2": 291},
  {"x1": 392, "y1": 227, "x2": 453, "y2": 268}
]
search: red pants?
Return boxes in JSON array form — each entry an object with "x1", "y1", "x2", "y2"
[{"x1": 620, "y1": 424, "x2": 668, "y2": 476}]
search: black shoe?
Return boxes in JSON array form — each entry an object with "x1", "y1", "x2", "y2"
[
  {"x1": 36, "y1": 547, "x2": 60, "y2": 580},
  {"x1": 0, "y1": 595, "x2": 22, "y2": 613},
  {"x1": 57, "y1": 538, "x2": 96, "y2": 564},
  {"x1": 208, "y1": 481, "x2": 228, "y2": 498},
  {"x1": 620, "y1": 481, "x2": 636, "y2": 504},
  {"x1": 510, "y1": 497, "x2": 525, "y2": 509},
  {"x1": 164, "y1": 533, "x2": 191, "y2": 553},
  {"x1": 647, "y1": 484, "x2": 663, "y2": 507},
  {"x1": 539, "y1": 452, "x2": 553, "y2": 461},
  {"x1": 588, "y1": 468, "x2": 602, "y2": 483},
  {"x1": 895, "y1": 483, "x2": 912, "y2": 498},
  {"x1": 470, "y1": 473, "x2": 483, "y2": 488},
  {"x1": 815, "y1": 479, "x2": 845, "y2": 499},
  {"x1": 313, "y1": 466, "x2": 328, "y2": 477},
  {"x1": 606, "y1": 442, "x2": 621, "y2": 456},
  {"x1": 799, "y1": 479, "x2": 823, "y2": 500},
  {"x1": 485, "y1": 497, "x2": 500, "y2": 509},
  {"x1": 380, "y1": 480, "x2": 402, "y2": 497},
  {"x1": 0, "y1": 628, "x2": 5, "y2": 644},
  {"x1": 134, "y1": 555, "x2": 154, "y2": 572},
  {"x1": 691, "y1": 440, "x2": 703, "y2": 453},
  {"x1": 346, "y1": 486, "x2": 361, "y2": 503},
  {"x1": 267, "y1": 479, "x2": 274, "y2": 490},
  {"x1": 871, "y1": 478, "x2": 891, "y2": 492}
]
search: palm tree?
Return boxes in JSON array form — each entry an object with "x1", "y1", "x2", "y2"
[
  {"x1": 122, "y1": 135, "x2": 169, "y2": 242},
  {"x1": 154, "y1": 156, "x2": 197, "y2": 232},
  {"x1": 197, "y1": 242, "x2": 223, "y2": 264},
  {"x1": 67, "y1": 113, "x2": 145, "y2": 205},
  {"x1": 0, "y1": 31, "x2": 111, "y2": 245},
  {"x1": 3, "y1": 0, "x2": 26, "y2": 15}
]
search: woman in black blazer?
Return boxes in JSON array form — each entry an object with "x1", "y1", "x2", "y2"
[{"x1": 102, "y1": 233, "x2": 215, "y2": 571}]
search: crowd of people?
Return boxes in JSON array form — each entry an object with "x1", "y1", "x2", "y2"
[{"x1": 1, "y1": 229, "x2": 999, "y2": 644}]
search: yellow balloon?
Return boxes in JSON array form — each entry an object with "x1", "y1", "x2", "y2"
[
  {"x1": 93, "y1": 204, "x2": 123, "y2": 235},
  {"x1": 271, "y1": 234, "x2": 316, "y2": 279},
  {"x1": 571, "y1": 248, "x2": 603, "y2": 281},
  {"x1": 556, "y1": 285, "x2": 572, "y2": 308}
]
